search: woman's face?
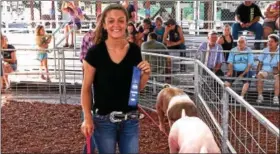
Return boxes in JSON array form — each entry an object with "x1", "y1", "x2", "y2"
[
  {"x1": 267, "y1": 38, "x2": 278, "y2": 50},
  {"x1": 1, "y1": 36, "x2": 8, "y2": 48},
  {"x1": 237, "y1": 39, "x2": 246, "y2": 50},
  {"x1": 104, "y1": 10, "x2": 127, "y2": 39},
  {"x1": 155, "y1": 20, "x2": 162, "y2": 27},
  {"x1": 39, "y1": 27, "x2": 45, "y2": 35},
  {"x1": 127, "y1": 25, "x2": 134, "y2": 34},
  {"x1": 223, "y1": 27, "x2": 231, "y2": 36}
]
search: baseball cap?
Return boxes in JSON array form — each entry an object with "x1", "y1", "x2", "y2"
[{"x1": 164, "y1": 18, "x2": 176, "y2": 26}]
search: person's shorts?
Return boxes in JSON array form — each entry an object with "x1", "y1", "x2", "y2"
[
  {"x1": 68, "y1": 21, "x2": 81, "y2": 30},
  {"x1": 258, "y1": 71, "x2": 275, "y2": 80},
  {"x1": 226, "y1": 70, "x2": 253, "y2": 84},
  {"x1": 37, "y1": 52, "x2": 48, "y2": 61},
  {"x1": 263, "y1": 21, "x2": 278, "y2": 31},
  {"x1": 10, "y1": 63, "x2": 17, "y2": 71}
]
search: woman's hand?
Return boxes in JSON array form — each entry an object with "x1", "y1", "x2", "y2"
[
  {"x1": 81, "y1": 118, "x2": 94, "y2": 137},
  {"x1": 137, "y1": 60, "x2": 151, "y2": 75}
]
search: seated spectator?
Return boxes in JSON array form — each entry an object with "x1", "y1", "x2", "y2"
[
  {"x1": 127, "y1": 22, "x2": 140, "y2": 46},
  {"x1": 61, "y1": 1, "x2": 84, "y2": 48},
  {"x1": 256, "y1": 34, "x2": 279, "y2": 104},
  {"x1": 1, "y1": 35, "x2": 17, "y2": 89},
  {"x1": 141, "y1": 32, "x2": 168, "y2": 82},
  {"x1": 163, "y1": 18, "x2": 186, "y2": 51},
  {"x1": 197, "y1": 30, "x2": 224, "y2": 76},
  {"x1": 263, "y1": 1, "x2": 280, "y2": 42},
  {"x1": 138, "y1": 18, "x2": 155, "y2": 43},
  {"x1": 232, "y1": 1, "x2": 263, "y2": 49},
  {"x1": 122, "y1": 0, "x2": 136, "y2": 23},
  {"x1": 35, "y1": 25, "x2": 52, "y2": 82},
  {"x1": 154, "y1": 16, "x2": 165, "y2": 42},
  {"x1": 80, "y1": 14, "x2": 101, "y2": 64},
  {"x1": 225, "y1": 36, "x2": 254, "y2": 98},
  {"x1": 141, "y1": 32, "x2": 167, "y2": 50},
  {"x1": 217, "y1": 24, "x2": 234, "y2": 62}
]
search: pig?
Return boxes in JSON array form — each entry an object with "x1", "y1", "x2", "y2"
[
  {"x1": 168, "y1": 109, "x2": 221, "y2": 153},
  {"x1": 166, "y1": 95, "x2": 197, "y2": 127},
  {"x1": 155, "y1": 84, "x2": 197, "y2": 133}
]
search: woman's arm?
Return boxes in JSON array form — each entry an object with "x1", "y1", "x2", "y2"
[
  {"x1": 81, "y1": 61, "x2": 95, "y2": 121},
  {"x1": 4, "y1": 51, "x2": 17, "y2": 64},
  {"x1": 137, "y1": 61, "x2": 150, "y2": 91}
]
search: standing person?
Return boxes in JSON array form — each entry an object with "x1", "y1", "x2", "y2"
[
  {"x1": 217, "y1": 24, "x2": 234, "y2": 62},
  {"x1": 256, "y1": 34, "x2": 279, "y2": 104},
  {"x1": 81, "y1": 4, "x2": 150, "y2": 153},
  {"x1": 224, "y1": 36, "x2": 254, "y2": 98},
  {"x1": 231, "y1": 1, "x2": 263, "y2": 49},
  {"x1": 154, "y1": 16, "x2": 165, "y2": 43},
  {"x1": 121, "y1": 0, "x2": 136, "y2": 23},
  {"x1": 263, "y1": 1, "x2": 280, "y2": 42},
  {"x1": 35, "y1": 25, "x2": 52, "y2": 82},
  {"x1": 61, "y1": 1, "x2": 84, "y2": 48},
  {"x1": 80, "y1": 13, "x2": 102, "y2": 64},
  {"x1": 79, "y1": 13, "x2": 102, "y2": 154},
  {"x1": 1, "y1": 35, "x2": 17, "y2": 89}
]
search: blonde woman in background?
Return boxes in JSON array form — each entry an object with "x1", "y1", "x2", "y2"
[{"x1": 35, "y1": 25, "x2": 52, "y2": 82}]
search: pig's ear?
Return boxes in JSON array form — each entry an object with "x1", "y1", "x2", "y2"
[
  {"x1": 163, "y1": 84, "x2": 170, "y2": 88},
  {"x1": 181, "y1": 109, "x2": 186, "y2": 118}
]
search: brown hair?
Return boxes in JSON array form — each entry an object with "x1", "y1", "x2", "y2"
[
  {"x1": 94, "y1": 4, "x2": 129, "y2": 45},
  {"x1": 268, "y1": 34, "x2": 279, "y2": 44},
  {"x1": 35, "y1": 25, "x2": 44, "y2": 36},
  {"x1": 155, "y1": 16, "x2": 163, "y2": 24}
]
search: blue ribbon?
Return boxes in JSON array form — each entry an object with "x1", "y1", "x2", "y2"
[{"x1": 128, "y1": 67, "x2": 141, "y2": 107}]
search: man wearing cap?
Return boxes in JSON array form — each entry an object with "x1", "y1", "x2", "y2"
[
  {"x1": 163, "y1": 18, "x2": 185, "y2": 53},
  {"x1": 232, "y1": 1, "x2": 263, "y2": 49},
  {"x1": 197, "y1": 30, "x2": 225, "y2": 76}
]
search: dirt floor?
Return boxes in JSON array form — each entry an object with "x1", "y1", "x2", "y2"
[
  {"x1": 1, "y1": 100, "x2": 169, "y2": 153},
  {"x1": 1, "y1": 100, "x2": 278, "y2": 153}
]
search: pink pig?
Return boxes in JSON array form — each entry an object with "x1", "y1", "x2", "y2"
[{"x1": 168, "y1": 110, "x2": 221, "y2": 153}]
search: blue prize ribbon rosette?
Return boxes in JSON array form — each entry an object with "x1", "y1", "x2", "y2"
[{"x1": 128, "y1": 67, "x2": 141, "y2": 107}]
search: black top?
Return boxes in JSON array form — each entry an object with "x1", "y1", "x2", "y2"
[
  {"x1": 168, "y1": 25, "x2": 184, "y2": 49},
  {"x1": 127, "y1": 4, "x2": 135, "y2": 19},
  {"x1": 84, "y1": 41, "x2": 142, "y2": 115},
  {"x1": 221, "y1": 35, "x2": 233, "y2": 51},
  {"x1": 235, "y1": 3, "x2": 262, "y2": 23},
  {"x1": 2, "y1": 44, "x2": 17, "y2": 64},
  {"x1": 138, "y1": 25, "x2": 155, "y2": 42}
]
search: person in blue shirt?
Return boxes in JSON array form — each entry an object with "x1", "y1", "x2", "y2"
[
  {"x1": 256, "y1": 34, "x2": 279, "y2": 104},
  {"x1": 154, "y1": 16, "x2": 165, "y2": 43},
  {"x1": 225, "y1": 36, "x2": 254, "y2": 98}
]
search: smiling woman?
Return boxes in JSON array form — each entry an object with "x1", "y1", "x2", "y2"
[{"x1": 80, "y1": 4, "x2": 151, "y2": 154}]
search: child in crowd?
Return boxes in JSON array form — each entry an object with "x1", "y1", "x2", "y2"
[{"x1": 35, "y1": 25, "x2": 52, "y2": 82}]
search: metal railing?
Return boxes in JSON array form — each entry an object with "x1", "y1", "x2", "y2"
[{"x1": 194, "y1": 59, "x2": 279, "y2": 153}]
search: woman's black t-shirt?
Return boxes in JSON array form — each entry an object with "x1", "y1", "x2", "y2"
[{"x1": 84, "y1": 41, "x2": 142, "y2": 115}]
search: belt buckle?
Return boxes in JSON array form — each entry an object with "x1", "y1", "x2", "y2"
[{"x1": 110, "y1": 111, "x2": 126, "y2": 123}]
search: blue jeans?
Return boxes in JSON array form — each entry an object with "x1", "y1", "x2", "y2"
[
  {"x1": 93, "y1": 115, "x2": 139, "y2": 153},
  {"x1": 232, "y1": 22, "x2": 263, "y2": 49}
]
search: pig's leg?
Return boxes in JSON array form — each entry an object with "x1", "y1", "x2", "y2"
[{"x1": 156, "y1": 103, "x2": 166, "y2": 133}]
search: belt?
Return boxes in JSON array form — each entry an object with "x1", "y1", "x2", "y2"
[{"x1": 94, "y1": 109, "x2": 142, "y2": 123}]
